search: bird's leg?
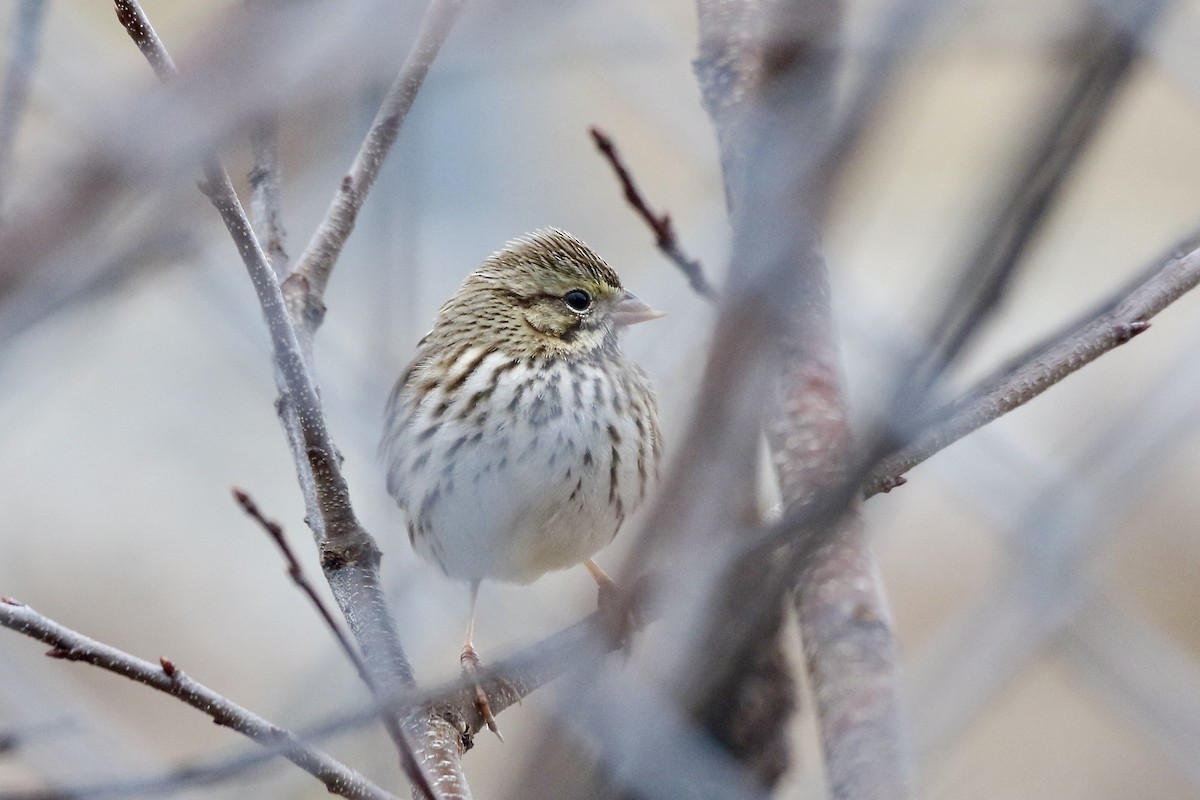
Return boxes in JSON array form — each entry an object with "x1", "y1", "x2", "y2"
[
  {"x1": 585, "y1": 558, "x2": 639, "y2": 647},
  {"x1": 460, "y1": 580, "x2": 502, "y2": 740},
  {"x1": 585, "y1": 558, "x2": 620, "y2": 611}
]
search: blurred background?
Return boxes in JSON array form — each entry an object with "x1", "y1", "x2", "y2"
[{"x1": 1, "y1": 0, "x2": 1200, "y2": 797}]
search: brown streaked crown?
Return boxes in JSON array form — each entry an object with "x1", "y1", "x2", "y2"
[{"x1": 420, "y1": 229, "x2": 630, "y2": 358}]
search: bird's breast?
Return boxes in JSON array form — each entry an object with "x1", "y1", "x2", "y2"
[{"x1": 382, "y1": 347, "x2": 658, "y2": 583}]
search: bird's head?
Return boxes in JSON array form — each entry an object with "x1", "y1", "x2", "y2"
[{"x1": 441, "y1": 229, "x2": 663, "y2": 359}]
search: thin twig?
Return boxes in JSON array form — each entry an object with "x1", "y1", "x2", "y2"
[
  {"x1": 865, "y1": 234, "x2": 1200, "y2": 496},
  {"x1": 232, "y1": 488, "x2": 366, "y2": 683},
  {"x1": 0, "y1": 0, "x2": 48, "y2": 216},
  {"x1": 233, "y1": 487, "x2": 459, "y2": 800},
  {"x1": 289, "y1": 0, "x2": 465, "y2": 311},
  {"x1": 588, "y1": 126, "x2": 717, "y2": 300},
  {"x1": 0, "y1": 598, "x2": 398, "y2": 800}
]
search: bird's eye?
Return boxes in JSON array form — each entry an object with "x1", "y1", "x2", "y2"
[{"x1": 563, "y1": 289, "x2": 592, "y2": 312}]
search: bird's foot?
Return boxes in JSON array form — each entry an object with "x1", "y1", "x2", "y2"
[
  {"x1": 594, "y1": 575, "x2": 644, "y2": 652},
  {"x1": 460, "y1": 644, "x2": 503, "y2": 741}
]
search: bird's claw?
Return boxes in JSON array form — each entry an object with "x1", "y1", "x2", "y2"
[{"x1": 460, "y1": 645, "x2": 503, "y2": 741}]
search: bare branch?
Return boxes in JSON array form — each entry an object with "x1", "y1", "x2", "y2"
[
  {"x1": 688, "y1": 2, "x2": 915, "y2": 797},
  {"x1": 113, "y1": 0, "x2": 177, "y2": 80},
  {"x1": 593, "y1": 0, "x2": 907, "y2": 794},
  {"x1": 113, "y1": 4, "x2": 443, "y2": 796},
  {"x1": 242, "y1": 0, "x2": 289, "y2": 280},
  {"x1": 249, "y1": 118, "x2": 289, "y2": 279},
  {"x1": 289, "y1": 0, "x2": 465, "y2": 313},
  {"x1": 865, "y1": 232, "x2": 1200, "y2": 497},
  {"x1": 0, "y1": 598, "x2": 398, "y2": 800},
  {"x1": 231, "y1": 487, "x2": 455, "y2": 798},
  {"x1": 588, "y1": 126, "x2": 717, "y2": 300}
]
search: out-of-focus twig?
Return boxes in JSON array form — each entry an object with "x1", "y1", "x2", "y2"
[
  {"x1": 1068, "y1": 598, "x2": 1200, "y2": 787},
  {"x1": 900, "y1": 0, "x2": 1166, "y2": 404},
  {"x1": 905, "y1": 301, "x2": 1200, "y2": 760},
  {"x1": 865, "y1": 232, "x2": 1200, "y2": 496},
  {"x1": 232, "y1": 488, "x2": 444, "y2": 797},
  {"x1": 624, "y1": 0, "x2": 914, "y2": 794},
  {"x1": 588, "y1": 126, "x2": 717, "y2": 300},
  {"x1": 0, "y1": 598, "x2": 398, "y2": 800},
  {"x1": 0, "y1": 0, "x2": 48, "y2": 216},
  {"x1": 243, "y1": 0, "x2": 288, "y2": 279}
]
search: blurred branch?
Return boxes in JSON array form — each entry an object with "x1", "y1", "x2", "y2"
[
  {"x1": 866, "y1": 230, "x2": 1200, "y2": 496},
  {"x1": 813, "y1": 0, "x2": 945, "y2": 199},
  {"x1": 0, "y1": 599, "x2": 398, "y2": 800},
  {"x1": 900, "y1": 0, "x2": 1166, "y2": 403},
  {"x1": 753, "y1": 7, "x2": 1163, "y2": 787},
  {"x1": 906, "y1": 303, "x2": 1200, "y2": 760},
  {"x1": 244, "y1": 0, "x2": 288, "y2": 280},
  {"x1": 1068, "y1": 598, "x2": 1200, "y2": 787},
  {"x1": 588, "y1": 126, "x2": 717, "y2": 300},
  {"x1": 232, "y1": 487, "x2": 457, "y2": 796},
  {"x1": 288, "y1": 0, "x2": 465, "y2": 338},
  {"x1": 691, "y1": 1, "x2": 914, "y2": 797},
  {"x1": 0, "y1": 718, "x2": 73, "y2": 759},
  {"x1": 0, "y1": 0, "x2": 47, "y2": 216},
  {"x1": 113, "y1": 3, "x2": 449, "y2": 797},
  {"x1": 0, "y1": 226, "x2": 194, "y2": 343}
]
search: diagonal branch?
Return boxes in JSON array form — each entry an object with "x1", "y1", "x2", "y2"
[
  {"x1": 588, "y1": 126, "x2": 717, "y2": 300},
  {"x1": 865, "y1": 229, "x2": 1200, "y2": 496},
  {"x1": 0, "y1": 598, "x2": 399, "y2": 800},
  {"x1": 288, "y1": 0, "x2": 465, "y2": 321},
  {"x1": 901, "y1": 0, "x2": 1166, "y2": 403},
  {"x1": 249, "y1": 116, "x2": 289, "y2": 280}
]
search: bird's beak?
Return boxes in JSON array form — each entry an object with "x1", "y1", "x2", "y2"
[{"x1": 612, "y1": 291, "x2": 666, "y2": 326}]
